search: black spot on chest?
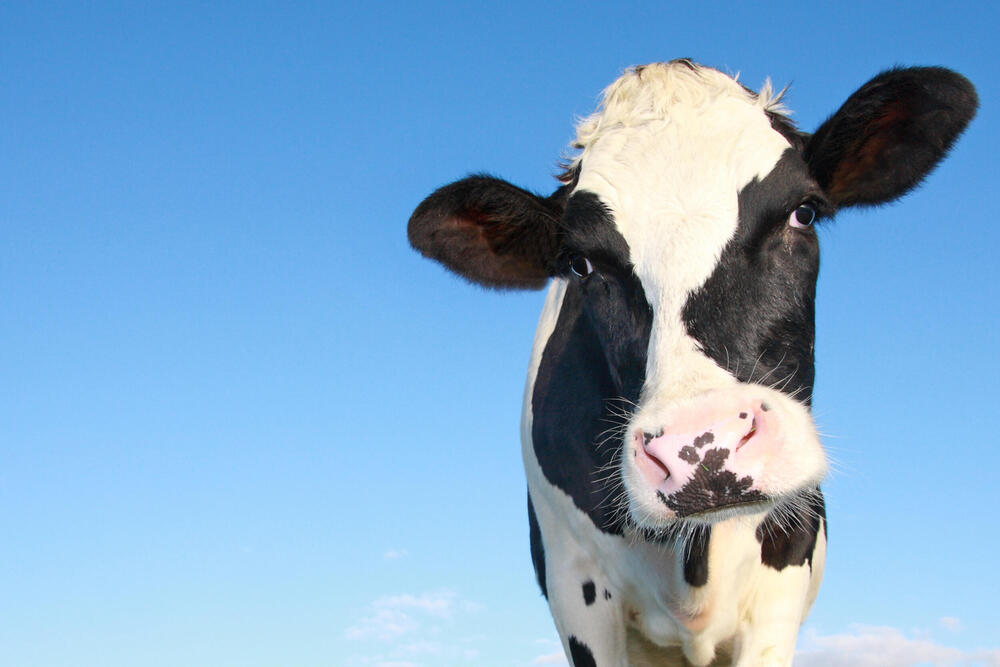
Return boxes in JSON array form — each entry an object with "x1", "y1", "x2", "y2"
[
  {"x1": 683, "y1": 526, "x2": 712, "y2": 587},
  {"x1": 582, "y1": 580, "x2": 596, "y2": 605},
  {"x1": 568, "y1": 636, "x2": 598, "y2": 667}
]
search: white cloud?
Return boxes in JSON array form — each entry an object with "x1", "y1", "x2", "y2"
[
  {"x1": 376, "y1": 591, "x2": 457, "y2": 618},
  {"x1": 796, "y1": 624, "x2": 1000, "y2": 667},
  {"x1": 940, "y1": 616, "x2": 963, "y2": 632},
  {"x1": 345, "y1": 606, "x2": 418, "y2": 642},
  {"x1": 399, "y1": 640, "x2": 445, "y2": 655},
  {"x1": 397, "y1": 639, "x2": 478, "y2": 658},
  {"x1": 383, "y1": 549, "x2": 408, "y2": 560},
  {"x1": 344, "y1": 589, "x2": 488, "y2": 665},
  {"x1": 345, "y1": 591, "x2": 460, "y2": 641}
]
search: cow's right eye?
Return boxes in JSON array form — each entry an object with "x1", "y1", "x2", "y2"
[
  {"x1": 788, "y1": 203, "x2": 817, "y2": 229},
  {"x1": 570, "y1": 255, "x2": 594, "y2": 278}
]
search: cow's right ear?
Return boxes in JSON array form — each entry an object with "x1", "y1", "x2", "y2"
[
  {"x1": 804, "y1": 67, "x2": 977, "y2": 209},
  {"x1": 408, "y1": 175, "x2": 564, "y2": 290}
]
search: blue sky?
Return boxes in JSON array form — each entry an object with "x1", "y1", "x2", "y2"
[{"x1": 2, "y1": 2, "x2": 998, "y2": 665}]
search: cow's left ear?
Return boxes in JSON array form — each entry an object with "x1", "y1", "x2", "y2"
[{"x1": 805, "y1": 67, "x2": 977, "y2": 208}]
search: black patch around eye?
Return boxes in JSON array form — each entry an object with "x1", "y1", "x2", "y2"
[
  {"x1": 732, "y1": 149, "x2": 829, "y2": 247},
  {"x1": 683, "y1": 149, "x2": 820, "y2": 410},
  {"x1": 560, "y1": 191, "x2": 632, "y2": 268},
  {"x1": 531, "y1": 202, "x2": 652, "y2": 536}
]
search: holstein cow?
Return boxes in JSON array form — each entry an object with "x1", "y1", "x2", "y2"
[{"x1": 408, "y1": 61, "x2": 976, "y2": 666}]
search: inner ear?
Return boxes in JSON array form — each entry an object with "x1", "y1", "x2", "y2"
[{"x1": 805, "y1": 67, "x2": 977, "y2": 208}]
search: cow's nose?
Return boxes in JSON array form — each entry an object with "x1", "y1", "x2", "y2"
[{"x1": 632, "y1": 402, "x2": 768, "y2": 497}]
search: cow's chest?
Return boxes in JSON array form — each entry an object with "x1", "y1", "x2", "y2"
[
  {"x1": 527, "y1": 445, "x2": 824, "y2": 664},
  {"x1": 529, "y1": 458, "x2": 759, "y2": 634},
  {"x1": 620, "y1": 520, "x2": 777, "y2": 658}
]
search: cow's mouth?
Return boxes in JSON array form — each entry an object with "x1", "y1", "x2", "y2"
[
  {"x1": 652, "y1": 453, "x2": 767, "y2": 518},
  {"x1": 666, "y1": 496, "x2": 771, "y2": 521}
]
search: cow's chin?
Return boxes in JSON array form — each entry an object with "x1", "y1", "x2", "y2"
[{"x1": 619, "y1": 385, "x2": 827, "y2": 532}]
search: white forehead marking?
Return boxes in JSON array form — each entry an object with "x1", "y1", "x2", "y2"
[{"x1": 571, "y1": 62, "x2": 793, "y2": 402}]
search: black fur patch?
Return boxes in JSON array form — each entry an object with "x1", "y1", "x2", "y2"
[
  {"x1": 603, "y1": 588, "x2": 612, "y2": 600},
  {"x1": 582, "y1": 580, "x2": 596, "y2": 606},
  {"x1": 528, "y1": 494, "x2": 547, "y2": 597},
  {"x1": 568, "y1": 636, "x2": 598, "y2": 667},
  {"x1": 683, "y1": 526, "x2": 712, "y2": 587},
  {"x1": 756, "y1": 491, "x2": 827, "y2": 571},
  {"x1": 684, "y1": 150, "x2": 821, "y2": 405},
  {"x1": 531, "y1": 192, "x2": 652, "y2": 535}
]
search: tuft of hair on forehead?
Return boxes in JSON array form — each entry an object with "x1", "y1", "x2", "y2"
[{"x1": 566, "y1": 60, "x2": 790, "y2": 169}]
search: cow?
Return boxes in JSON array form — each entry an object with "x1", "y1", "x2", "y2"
[{"x1": 407, "y1": 60, "x2": 976, "y2": 666}]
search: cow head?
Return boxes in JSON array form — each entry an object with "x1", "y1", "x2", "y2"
[{"x1": 409, "y1": 61, "x2": 976, "y2": 532}]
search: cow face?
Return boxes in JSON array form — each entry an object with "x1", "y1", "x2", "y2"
[{"x1": 409, "y1": 61, "x2": 976, "y2": 532}]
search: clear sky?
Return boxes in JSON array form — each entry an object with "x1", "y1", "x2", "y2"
[{"x1": 2, "y1": 2, "x2": 997, "y2": 666}]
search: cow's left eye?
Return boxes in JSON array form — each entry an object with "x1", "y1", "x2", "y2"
[
  {"x1": 788, "y1": 204, "x2": 817, "y2": 229},
  {"x1": 569, "y1": 255, "x2": 594, "y2": 278}
]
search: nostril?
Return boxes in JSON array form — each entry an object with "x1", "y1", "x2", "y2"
[
  {"x1": 637, "y1": 431, "x2": 671, "y2": 480},
  {"x1": 645, "y1": 450, "x2": 670, "y2": 480},
  {"x1": 736, "y1": 416, "x2": 758, "y2": 451}
]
